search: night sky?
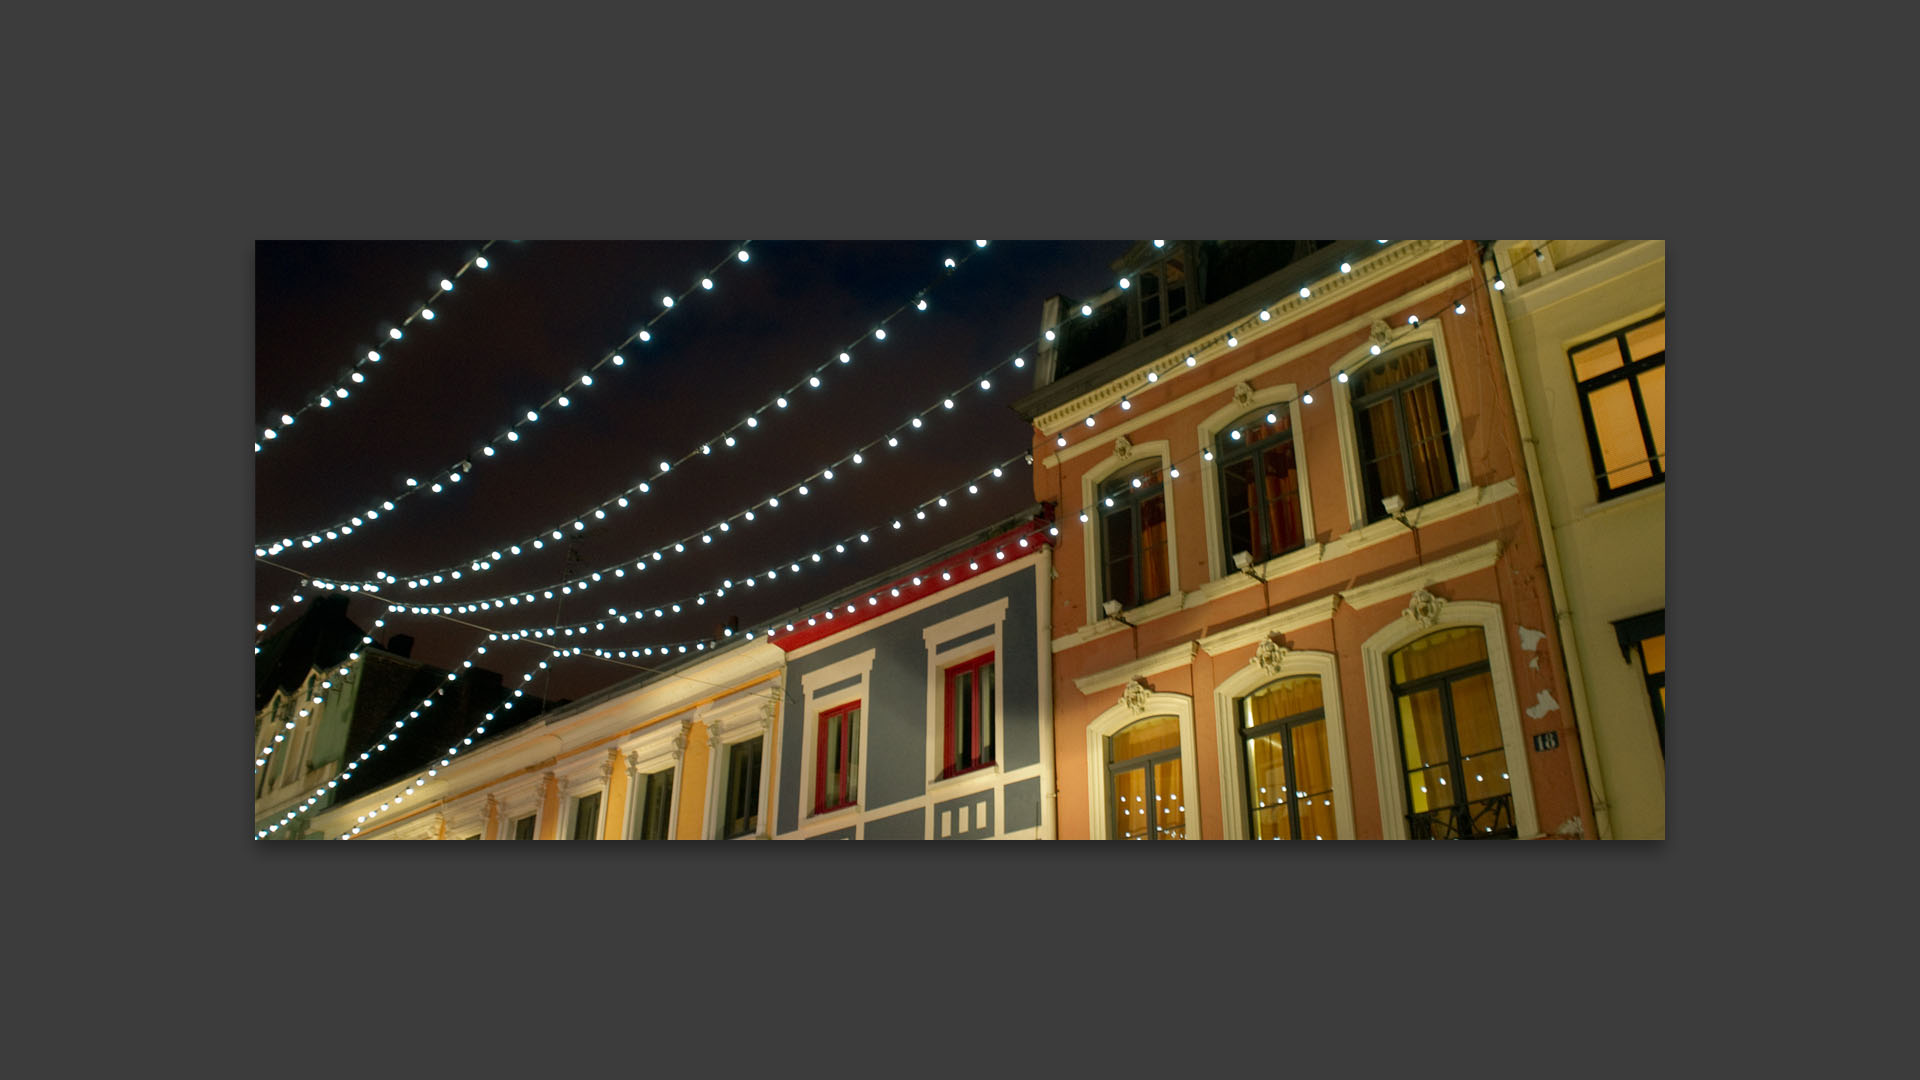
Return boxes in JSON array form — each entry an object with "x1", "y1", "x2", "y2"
[{"x1": 254, "y1": 241, "x2": 1128, "y2": 705}]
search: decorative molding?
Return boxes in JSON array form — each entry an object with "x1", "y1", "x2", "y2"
[
  {"x1": 1231, "y1": 380, "x2": 1254, "y2": 406},
  {"x1": 1338, "y1": 539, "x2": 1503, "y2": 611},
  {"x1": 1196, "y1": 594, "x2": 1343, "y2": 657},
  {"x1": 1120, "y1": 678, "x2": 1152, "y2": 714},
  {"x1": 1403, "y1": 588, "x2": 1445, "y2": 629},
  {"x1": 1112, "y1": 435, "x2": 1133, "y2": 461},
  {"x1": 1251, "y1": 637, "x2": 1290, "y2": 675},
  {"x1": 1369, "y1": 319, "x2": 1393, "y2": 348},
  {"x1": 1072, "y1": 641, "x2": 1201, "y2": 695}
]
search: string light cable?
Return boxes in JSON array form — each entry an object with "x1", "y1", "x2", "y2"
[
  {"x1": 276, "y1": 240, "x2": 1192, "y2": 597},
  {"x1": 257, "y1": 243, "x2": 502, "y2": 455},
  {"x1": 255, "y1": 241, "x2": 758, "y2": 555},
  {"x1": 308, "y1": 450, "x2": 1034, "y2": 644},
  {"x1": 256, "y1": 241, "x2": 1004, "y2": 578}
]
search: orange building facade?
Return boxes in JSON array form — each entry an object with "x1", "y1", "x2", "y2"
[{"x1": 1017, "y1": 239, "x2": 1598, "y2": 840}]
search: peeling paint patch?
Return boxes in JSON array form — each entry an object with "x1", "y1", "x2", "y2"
[
  {"x1": 1517, "y1": 625, "x2": 1547, "y2": 651},
  {"x1": 1525, "y1": 689, "x2": 1560, "y2": 720}
]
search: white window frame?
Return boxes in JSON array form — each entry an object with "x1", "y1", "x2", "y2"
[
  {"x1": 1078, "y1": 438, "x2": 1182, "y2": 630},
  {"x1": 1084, "y1": 690, "x2": 1201, "y2": 841},
  {"x1": 492, "y1": 772, "x2": 549, "y2": 840},
  {"x1": 1328, "y1": 322, "x2": 1472, "y2": 532},
  {"x1": 922, "y1": 598, "x2": 1009, "y2": 795},
  {"x1": 555, "y1": 752, "x2": 613, "y2": 840},
  {"x1": 1359, "y1": 599, "x2": 1541, "y2": 840},
  {"x1": 1194, "y1": 383, "x2": 1321, "y2": 586},
  {"x1": 796, "y1": 649, "x2": 875, "y2": 827},
  {"x1": 620, "y1": 718, "x2": 691, "y2": 840},
  {"x1": 1211, "y1": 650, "x2": 1356, "y2": 841},
  {"x1": 701, "y1": 684, "x2": 779, "y2": 840}
]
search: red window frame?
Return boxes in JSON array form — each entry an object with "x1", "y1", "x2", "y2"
[
  {"x1": 942, "y1": 651, "x2": 996, "y2": 779},
  {"x1": 815, "y1": 701, "x2": 861, "y2": 815}
]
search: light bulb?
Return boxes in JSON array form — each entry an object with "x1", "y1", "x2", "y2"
[
  {"x1": 475, "y1": 255, "x2": 489, "y2": 269},
  {"x1": 422, "y1": 309, "x2": 434, "y2": 320},
  {"x1": 975, "y1": 240, "x2": 988, "y2": 247},
  {"x1": 701, "y1": 277, "x2": 713, "y2": 290},
  {"x1": 639, "y1": 329, "x2": 651, "y2": 341},
  {"x1": 912, "y1": 417, "x2": 922, "y2": 428},
  {"x1": 557, "y1": 396, "x2": 569, "y2": 407},
  {"x1": 1153, "y1": 240, "x2": 1165, "y2": 248},
  {"x1": 1045, "y1": 329, "x2": 1055, "y2": 341},
  {"x1": 389, "y1": 328, "x2": 402, "y2": 340},
  {"x1": 507, "y1": 431, "x2": 518, "y2": 441},
  {"x1": 1084, "y1": 416, "x2": 1096, "y2": 427},
  {"x1": 980, "y1": 379, "x2": 991, "y2": 390},
  {"x1": 809, "y1": 375, "x2": 821, "y2": 388},
  {"x1": 1185, "y1": 355, "x2": 1196, "y2": 367},
  {"x1": 1340, "y1": 261, "x2": 1351, "y2": 273},
  {"x1": 943, "y1": 398, "x2": 954, "y2": 409},
  {"x1": 1119, "y1": 277, "x2": 1130, "y2": 289},
  {"x1": 662, "y1": 296, "x2": 674, "y2": 308},
  {"x1": 1494, "y1": 278, "x2": 1505, "y2": 290},
  {"x1": 916, "y1": 298, "x2": 927, "y2": 311},
  {"x1": 1014, "y1": 356, "x2": 1025, "y2": 368},
  {"x1": 1455, "y1": 301, "x2": 1466, "y2": 315},
  {"x1": 1147, "y1": 371, "x2": 1157, "y2": 382},
  {"x1": 1227, "y1": 335, "x2": 1238, "y2": 347},
  {"x1": 1302, "y1": 392, "x2": 1313, "y2": 404},
  {"x1": 737, "y1": 249, "x2": 750, "y2": 262},
  {"x1": 874, "y1": 328, "x2": 886, "y2": 340},
  {"x1": 1120, "y1": 398, "x2": 1130, "y2": 410}
]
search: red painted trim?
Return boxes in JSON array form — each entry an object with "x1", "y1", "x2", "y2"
[
  {"x1": 767, "y1": 515, "x2": 1055, "y2": 653},
  {"x1": 941, "y1": 650, "x2": 995, "y2": 777},
  {"x1": 815, "y1": 700, "x2": 861, "y2": 814}
]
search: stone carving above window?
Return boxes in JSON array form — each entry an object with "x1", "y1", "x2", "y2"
[
  {"x1": 1403, "y1": 588, "x2": 1445, "y2": 629},
  {"x1": 1121, "y1": 677, "x2": 1152, "y2": 714},
  {"x1": 1252, "y1": 636, "x2": 1290, "y2": 676},
  {"x1": 1112, "y1": 435, "x2": 1133, "y2": 462}
]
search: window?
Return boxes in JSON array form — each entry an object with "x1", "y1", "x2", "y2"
[
  {"x1": 1133, "y1": 253, "x2": 1189, "y2": 339},
  {"x1": 1352, "y1": 342, "x2": 1459, "y2": 523},
  {"x1": 1613, "y1": 610, "x2": 1666, "y2": 755},
  {"x1": 1099, "y1": 463, "x2": 1170, "y2": 611},
  {"x1": 813, "y1": 702, "x2": 861, "y2": 814},
  {"x1": 569, "y1": 791, "x2": 601, "y2": 840},
  {"x1": 942, "y1": 652, "x2": 996, "y2": 779},
  {"x1": 633, "y1": 769, "x2": 675, "y2": 840},
  {"x1": 723, "y1": 737, "x2": 763, "y2": 839},
  {"x1": 1108, "y1": 714, "x2": 1187, "y2": 840},
  {"x1": 1217, "y1": 408, "x2": 1306, "y2": 567},
  {"x1": 512, "y1": 814, "x2": 536, "y2": 840},
  {"x1": 1570, "y1": 314, "x2": 1665, "y2": 500},
  {"x1": 1239, "y1": 676, "x2": 1335, "y2": 840},
  {"x1": 1390, "y1": 628, "x2": 1515, "y2": 839}
]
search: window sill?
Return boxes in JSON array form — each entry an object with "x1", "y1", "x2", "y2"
[
  {"x1": 802, "y1": 803, "x2": 862, "y2": 829},
  {"x1": 1187, "y1": 543, "x2": 1326, "y2": 606},
  {"x1": 1058, "y1": 591, "x2": 1184, "y2": 651},
  {"x1": 927, "y1": 762, "x2": 1001, "y2": 798},
  {"x1": 1578, "y1": 481, "x2": 1664, "y2": 521}
]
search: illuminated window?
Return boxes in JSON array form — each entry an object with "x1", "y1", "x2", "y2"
[
  {"x1": 1217, "y1": 408, "x2": 1305, "y2": 567},
  {"x1": 1613, "y1": 610, "x2": 1666, "y2": 755},
  {"x1": 633, "y1": 769, "x2": 674, "y2": 840},
  {"x1": 1390, "y1": 628, "x2": 1516, "y2": 839},
  {"x1": 723, "y1": 737, "x2": 763, "y2": 839},
  {"x1": 1099, "y1": 463, "x2": 1170, "y2": 611},
  {"x1": 813, "y1": 702, "x2": 861, "y2": 814},
  {"x1": 1352, "y1": 342, "x2": 1459, "y2": 522},
  {"x1": 1569, "y1": 314, "x2": 1665, "y2": 500},
  {"x1": 1239, "y1": 676, "x2": 1335, "y2": 840},
  {"x1": 941, "y1": 653, "x2": 996, "y2": 779},
  {"x1": 1108, "y1": 715, "x2": 1186, "y2": 840}
]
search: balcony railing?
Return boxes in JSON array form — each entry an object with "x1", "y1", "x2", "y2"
[{"x1": 1406, "y1": 793, "x2": 1516, "y2": 840}]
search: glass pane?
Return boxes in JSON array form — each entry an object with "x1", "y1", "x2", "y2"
[
  {"x1": 573, "y1": 792, "x2": 600, "y2": 839},
  {"x1": 1449, "y1": 672, "x2": 1504, "y2": 758},
  {"x1": 1403, "y1": 382, "x2": 1457, "y2": 503},
  {"x1": 1625, "y1": 317, "x2": 1665, "y2": 362},
  {"x1": 1289, "y1": 717, "x2": 1333, "y2": 799},
  {"x1": 1392, "y1": 627, "x2": 1488, "y2": 684},
  {"x1": 514, "y1": 816, "x2": 535, "y2": 840},
  {"x1": 1259, "y1": 440, "x2": 1304, "y2": 554},
  {"x1": 1460, "y1": 747, "x2": 1512, "y2": 806},
  {"x1": 1243, "y1": 676, "x2": 1322, "y2": 729},
  {"x1": 1245, "y1": 731, "x2": 1292, "y2": 840},
  {"x1": 1299, "y1": 791, "x2": 1337, "y2": 841},
  {"x1": 1641, "y1": 634, "x2": 1665, "y2": 676},
  {"x1": 641, "y1": 771, "x2": 673, "y2": 839},
  {"x1": 1222, "y1": 456, "x2": 1257, "y2": 560},
  {"x1": 1637, "y1": 365, "x2": 1665, "y2": 465},
  {"x1": 824, "y1": 714, "x2": 841, "y2": 804},
  {"x1": 1111, "y1": 714, "x2": 1180, "y2": 763},
  {"x1": 1154, "y1": 757, "x2": 1186, "y2": 839},
  {"x1": 979, "y1": 662, "x2": 995, "y2": 763},
  {"x1": 1405, "y1": 765, "x2": 1456, "y2": 814},
  {"x1": 1139, "y1": 492, "x2": 1169, "y2": 601},
  {"x1": 1359, "y1": 344, "x2": 1434, "y2": 394},
  {"x1": 845, "y1": 706, "x2": 860, "y2": 805},
  {"x1": 1103, "y1": 510, "x2": 1135, "y2": 609},
  {"x1": 1571, "y1": 337, "x2": 1623, "y2": 382},
  {"x1": 1397, "y1": 688, "x2": 1450, "y2": 772},
  {"x1": 1360, "y1": 398, "x2": 1406, "y2": 509},
  {"x1": 1589, "y1": 379, "x2": 1652, "y2": 487},
  {"x1": 950, "y1": 669, "x2": 974, "y2": 767},
  {"x1": 1112, "y1": 766, "x2": 1150, "y2": 841}
]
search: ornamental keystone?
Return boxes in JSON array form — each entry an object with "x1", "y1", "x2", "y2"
[{"x1": 1403, "y1": 588, "x2": 1444, "y2": 629}]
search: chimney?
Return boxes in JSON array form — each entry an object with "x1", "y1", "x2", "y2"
[{"x1": 386, "y1": 634, "x2": 414, "y2": 659}]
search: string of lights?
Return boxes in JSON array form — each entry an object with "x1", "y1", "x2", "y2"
[
  {"x1": 309, "y1": 451, "x2": 1032, "y2": 641},
  {"x1": 254, "y1": 241, "x2": 756, "y2": 555},
  {"x1": 267, "y1": 240, "x2": 1192, "y2": 596},
  {"x1": 256, "y1": 241, "x2": 1006, "y2": 580},
  {"x1": 257, "y1": 243, "x2": 501, "y2": 455}
]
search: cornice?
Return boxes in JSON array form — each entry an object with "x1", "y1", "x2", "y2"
[
  {"x1": 1032, "y1": 239, "x2": 1453, "y2": 433},
  {"x1": 1196, "y1": 594, "x2": 1344, "y2": 657},
  {"x1": 1337, "y1": 539, "x2": 1504, "y2": 611},
  {"x1": 1072, "y1": 641, "x2": 1201, "y2": 695}
]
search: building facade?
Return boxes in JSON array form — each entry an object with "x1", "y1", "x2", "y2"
[
  {"x1": 767, "y1": 513, "x2": 1055, "y2": 840},
  {"x1": 1017, "y1": 238, "x2": 1603, "y2": 840},
  {"x1": 1486, "y1": 239, "x2": 1666, "y2": 839}
]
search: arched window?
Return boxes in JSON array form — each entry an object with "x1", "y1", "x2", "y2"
[
  {"x1": 1238, "y1": 676, "x2": 1334, "y2": 840},
  {"x1": 1216, "y1": 407, "x2": 1305, "y2": 567},
  {"x1": 1389, "y1": 627, "x2": 1515, "y2": 839},
  {"x1": 1352, "y1": 342, "x2": 1459, "y2": 522},
  {"x1": 1107, "y1": 714, "x2": 1187, "y2": 840},
  {"x1": 1098, "y1": 463, "x2": 1170, "y2": 611}
]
